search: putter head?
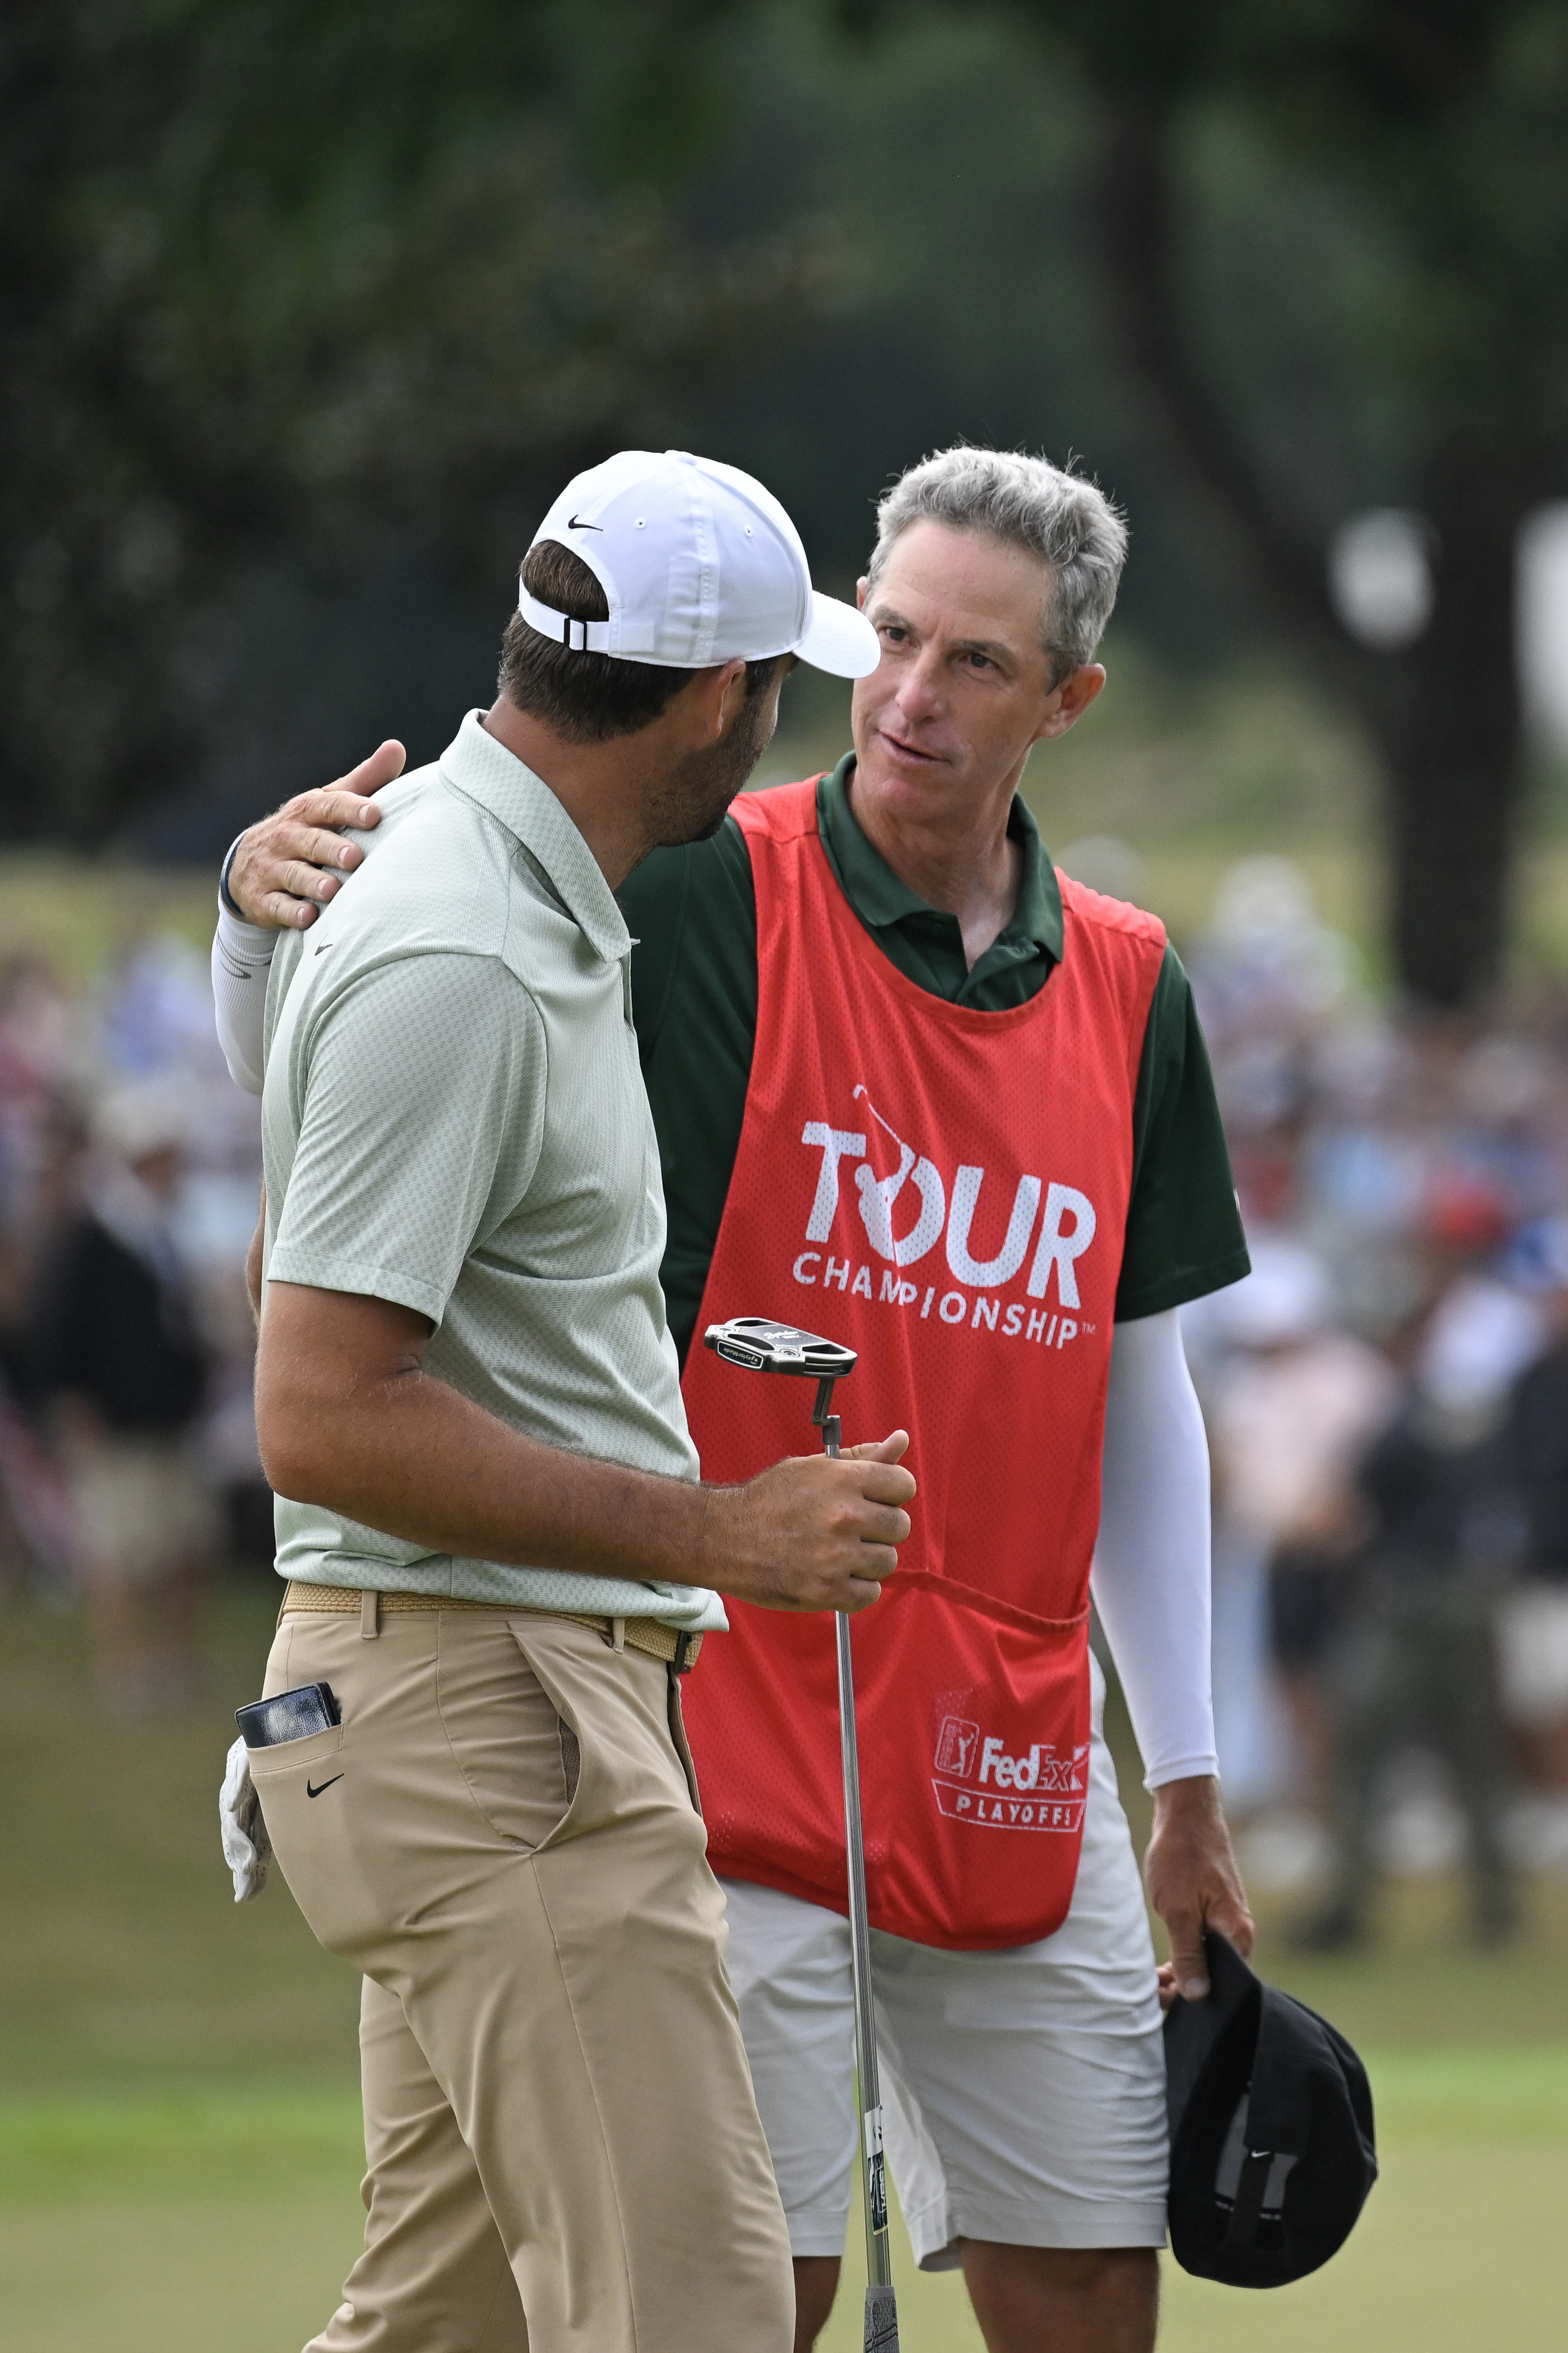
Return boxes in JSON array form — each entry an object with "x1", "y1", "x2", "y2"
[
  {"x1": 703, "y1": 1316, "x2": 857, "y2": 1381},
  {"x1": 703, "y1": 1316, "x2": 857, "y2": 1436}
]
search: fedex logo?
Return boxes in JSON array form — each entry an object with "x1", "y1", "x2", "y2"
[
  {"x1": 934, "y1": 1716, "x2": 1085, "y2": 1793},
  {"x1": 979, "y1": 1735, "x2": 1084, "y2": 1794},
  {"x1": 931, "y1": 1714, "x2": 1087, "y2": 1833},
  {"x1": 799, "y1": 1089, "x2": 1096, "y2": 1309}
]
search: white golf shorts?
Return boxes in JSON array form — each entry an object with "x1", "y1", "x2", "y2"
[{"x1": 719, "y1": 1657, "x2": 1168, "y2": 2266}]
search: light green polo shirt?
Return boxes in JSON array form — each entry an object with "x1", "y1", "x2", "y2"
[{"x1": 260, "y1": 710, "x2": 725, "y2": 1633}]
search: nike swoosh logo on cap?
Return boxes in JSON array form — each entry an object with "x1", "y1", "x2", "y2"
[{"x1": 566, "y1": 514, "x2": 602, "y2": 530}]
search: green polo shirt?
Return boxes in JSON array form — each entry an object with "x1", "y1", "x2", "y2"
[{"x1": 621, "y1": 754, "x2": 1248, "y2": 1362}]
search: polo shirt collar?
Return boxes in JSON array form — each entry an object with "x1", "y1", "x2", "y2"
[
  {"x1": 818, "y1": 752, "x2": 1064, "y2": 966},
  {"x1": 441, "y1": 710, "x2": 631, "y2": 965}
]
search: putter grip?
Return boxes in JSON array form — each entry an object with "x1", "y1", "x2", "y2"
[{"x1": 863, "y1": 2285, "x2": 899, "y2": 2351}]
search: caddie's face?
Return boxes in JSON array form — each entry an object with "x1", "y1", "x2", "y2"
[{"x1": 851, "y1": 519, "x2": 1103, "y2": 822}]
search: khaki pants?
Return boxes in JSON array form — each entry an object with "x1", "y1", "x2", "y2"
[{"x1": 253, "y1": 1606, "x2": 793, "y2": 2353}]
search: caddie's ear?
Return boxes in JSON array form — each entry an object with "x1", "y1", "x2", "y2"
[
  {"x1": 1034, "y1": 663, "x2": 1106, "y2": 745},
  {"x1": 857, "y1": 577, "x2": 870, "y2": 608}
]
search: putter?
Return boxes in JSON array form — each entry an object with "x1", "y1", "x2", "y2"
[{"x1": 704, "y1": 1316, "x2": 899, "y2": 2353}]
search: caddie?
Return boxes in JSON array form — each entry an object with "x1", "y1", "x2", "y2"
[
  {"x1": 217, "y1": 445, "x2": 1254, "y2": 2353},
  {"x1": 218, "y1": 447, "x2": 916, "y2": 2353}
]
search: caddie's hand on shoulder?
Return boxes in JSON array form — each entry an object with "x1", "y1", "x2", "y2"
[
  {"x1": 711, "y1": 1430, "x2": 914, "y2": 1615},
  {"x1": 227, "y1": 740, "x2": 404, "y2": 929}
]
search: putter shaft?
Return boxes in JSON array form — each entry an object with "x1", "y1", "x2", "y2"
[{"x1": 824, "y1": 1408, "x2": 899, "y2": 2350}]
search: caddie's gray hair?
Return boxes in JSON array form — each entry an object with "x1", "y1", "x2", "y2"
[{"x1": 867, "y1": 446, "x2": 1128, "y2": 680}]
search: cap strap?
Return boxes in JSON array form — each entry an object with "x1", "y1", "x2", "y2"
[
  {"x1": 517, "y1": 587, "x2": 613, "y2": 654},
  {"x1": 1222, "y1": 2147, "x2": 1275, "y2": 2249}
]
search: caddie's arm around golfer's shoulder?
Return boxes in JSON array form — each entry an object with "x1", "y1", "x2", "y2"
[
  {"x1": 212, "y1": 903, "x2": 277, "y2": 1094},
  {"x1": 226, "y1": 739, "x2": 404, "y2": 931},
  {"x1": 212, "y1": 743, "x2": 405, "y2": 1093}
]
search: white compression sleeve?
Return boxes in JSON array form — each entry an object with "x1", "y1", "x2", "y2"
[
  {"x1": 211, "y1": 898, "x2": 278, "y2": 1096},
  {"x1": 1091, "y1": 1306, "x2": 1219, "y2": 1791}
]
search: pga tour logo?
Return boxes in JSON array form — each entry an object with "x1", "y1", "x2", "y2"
[
  {"x1": 931, "y1": 1714, "x2": 1087, "y2": 1834},
  {"x1": 790, "y1": 1088, "x2": 1098, "y2": 1347}
]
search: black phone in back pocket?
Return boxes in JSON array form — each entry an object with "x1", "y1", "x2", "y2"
[{"x1": 237, "y1": 1683, "x2": 341, "y2": 1749}]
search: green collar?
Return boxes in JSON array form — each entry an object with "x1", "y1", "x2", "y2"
[{"x1": 815, "y1": 751, "x2": 1063, "y2": 976}]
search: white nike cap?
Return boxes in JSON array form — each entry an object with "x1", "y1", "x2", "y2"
[{"x1": 519, "y1": 449, "x2": 879, "y2": 678}]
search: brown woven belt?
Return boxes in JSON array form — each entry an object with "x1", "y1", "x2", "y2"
[{"x1": 281, "y1": 1582, "x2": 702, "y2": 1672}]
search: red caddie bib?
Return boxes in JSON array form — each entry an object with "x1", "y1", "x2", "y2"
[{"x1": 680, "y1": 779, "x2": 1165, "y2": 1949}]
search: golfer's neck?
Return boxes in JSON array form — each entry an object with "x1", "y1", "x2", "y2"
[{"x1": 481, "y1": 696, "x2": 653, "y2": 890}]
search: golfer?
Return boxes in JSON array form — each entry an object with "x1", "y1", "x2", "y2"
[
  {"x1": 219, "y1": 446, "x2": 1253, "y2": 2353},
  {"x1": 225, "y1": 449, "x2": 916, "y2": 2353}
]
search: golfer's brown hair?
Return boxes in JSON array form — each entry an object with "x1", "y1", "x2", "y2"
[{"x1": 499, "y1": 542, "x2": 774, "y2": 742}]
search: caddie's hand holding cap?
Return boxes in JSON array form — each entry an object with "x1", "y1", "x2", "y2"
[
  {"x1": 519, "y1": 449, "x2": 880, "y2": 677},
  {"x1": 1163, "y1": 1930, "x2": 1378, "y2": 2289}
]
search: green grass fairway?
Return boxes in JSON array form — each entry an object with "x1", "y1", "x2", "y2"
[
  {"x1": 3, "y1": 2061, "x2": 1564, "y2": 2353},
  {"x1": 2, "y1": 2200, "x2": 362, "y2": 2353},
  {"x1": 4, "y1": 1588, "x2": 1568, "y2": 2350},
  {"x1": 808, "y1": 2048, "x2": 1568, "y2": 2350}
]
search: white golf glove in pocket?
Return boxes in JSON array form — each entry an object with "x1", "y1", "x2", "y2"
[{"x1": 220, "y1": 1734, "x2": 273, "y2": 1902}]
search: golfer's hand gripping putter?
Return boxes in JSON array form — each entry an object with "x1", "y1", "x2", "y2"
[{"x1": 703, "y1": 1315, "x2": 900, "y2": 2353}]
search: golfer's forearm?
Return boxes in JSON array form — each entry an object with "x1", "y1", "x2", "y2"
[
  {"x1": 259, "y1": 1357, "x2": 718, "y2": 1585},
  {"x1": 256, "y1": 1282, "x2": 911, "y2": 1610}
]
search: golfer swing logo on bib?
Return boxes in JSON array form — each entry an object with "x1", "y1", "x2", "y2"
[{"x1": 681, "y1": 779, "x2": 1165, "y2": 1950}]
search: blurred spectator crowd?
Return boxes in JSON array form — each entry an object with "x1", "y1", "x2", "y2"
[
  {"x1": 0, "y1": 934, "x2": 266, "y2": 1712},
  {"x1": 1180, "y1": 856, "x2": 1568, "y2": 1942},
  {"x1": 6, "y1": 861, "x2": 1568, "y2": 1945}
]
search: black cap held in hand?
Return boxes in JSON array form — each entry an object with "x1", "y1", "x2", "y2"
[{"x1": 1163, "y1": 1931, "x2": 1378, "y2": 2288}]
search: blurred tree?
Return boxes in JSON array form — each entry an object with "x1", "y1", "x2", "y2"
[
  {"x1": 1032, "y1": 0, "x2": 1568, "y2": 1006},
  {"x1": 0, "y1": 0, "x2": 833, "y2": 845},
  {"x1": 841, "y1": 0, "x2": 1568, "y2": 1004}
]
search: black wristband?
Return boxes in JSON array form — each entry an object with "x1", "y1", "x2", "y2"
[{"x1": 219, "y1": 834, "x2": 246, "y2": 919}]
